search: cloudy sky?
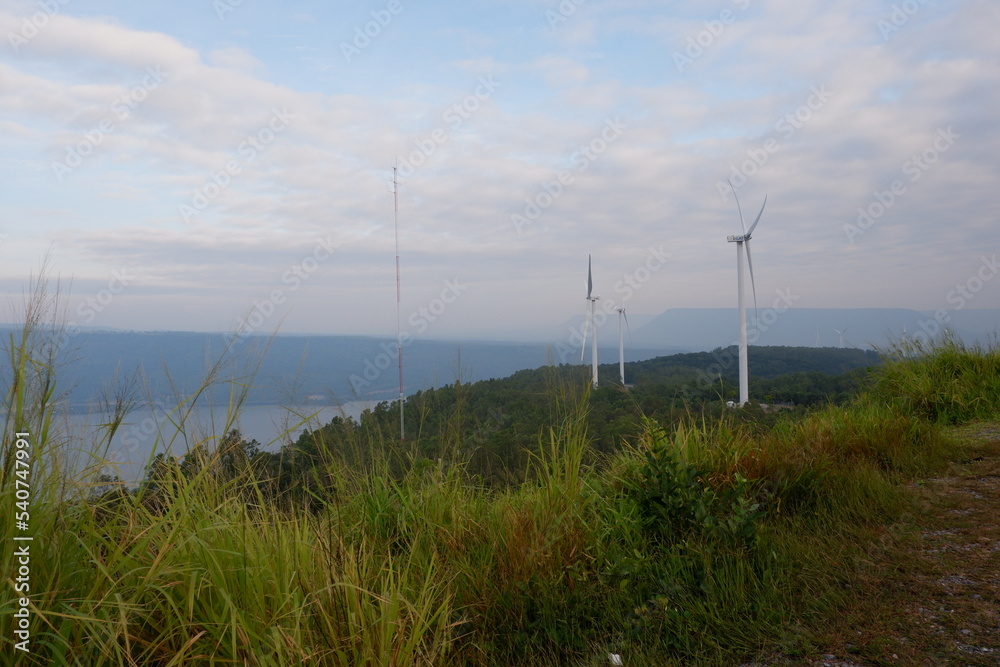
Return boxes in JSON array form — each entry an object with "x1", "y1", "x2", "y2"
[{"x1": 0, "y1": 0, "x2": 996, "y2": 341}]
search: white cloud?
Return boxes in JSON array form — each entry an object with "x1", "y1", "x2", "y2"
[
  {"x1": 0, "y1": 1, "x2": 997, "y2": 338},
  {"x1": 207, "y1": 46, "x2": 265, "y2": 74},
  {"x1": 529, "y1": 55, "x2": 590, "y2": 86},
  {"x1": 0, "y1": 11, "x2": 200, "y2": 70}
]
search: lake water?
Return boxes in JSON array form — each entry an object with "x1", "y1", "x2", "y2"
[{"x1": 59, "y1": 401, "x2": 378, "y2": 483}]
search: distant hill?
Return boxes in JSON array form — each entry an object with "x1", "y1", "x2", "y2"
[
  {"x1": 619, "y1": 345, "x2": 881, "y2": 386},
  {"x1": 295, "y1": 345, "x2": 885, "y2": 478},
  {"x1": 475, "y1": 345, "x2": 880, "y2": 403},
  {"x1": 5, "y1": 330, "x2": 667, "y2": 409},
  {"x1": 622, "y1": 308, "x2": 997, "y2": 350},
  {"x1": 5, "y1": 307, "x2": 991, "y2": 410}
]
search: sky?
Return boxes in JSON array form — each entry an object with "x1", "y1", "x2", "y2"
[{"x1": 0, "y1": 0, "x2": 997, "y2": 343}]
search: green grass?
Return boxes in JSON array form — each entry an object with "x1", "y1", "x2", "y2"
[
  {"x1": 3, "y1": 280, "x2": 998, "y2": 665},
  {"x1": 872, "y1": 334, "x2": 1000, "y2": 424}
]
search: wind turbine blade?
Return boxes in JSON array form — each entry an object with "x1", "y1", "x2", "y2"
[
  {"x1": 729, "y1": 179, "x2": 747, "y2": 235},
  {"x1": 746, "y1": 195, "x2": 767, "y2": 237},
  {"x1": 623, "y1": 310, "x2": 632, "y2": 343},
  {"x1": 587, "y1": 255, "x2": 593, "y2": 299},
  {"x1": 745, "y1": 240, "x2": 758, "y2": 318},
  {"x1": 581, "y1": 306, "x2": 589, "y2": 362}
]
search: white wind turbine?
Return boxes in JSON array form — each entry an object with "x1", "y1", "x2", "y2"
[
  {"x1": 834, "y1": 327, "x2": 849, "y2": 348},
  {"x1": 616, "y1": 305, "x2": 631, "y2": 386},
  {"x1": 726, "y1": 180, "x2": 766, "y2": 407},
  {"x1": 580, "y1": 255, "x2": 599, "y2": 389}
]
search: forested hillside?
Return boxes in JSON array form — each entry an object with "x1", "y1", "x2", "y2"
[{"x1": 233, "y1": 345, "x2": 882, "y2": 490}]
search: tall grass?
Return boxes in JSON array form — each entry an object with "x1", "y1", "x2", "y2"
[
  {"x1": 3, "y1": 277, "x2": 998, "y2": 665},
  {"x1": 872, "y1": 334, "x2": 1000, "y2": 424}
]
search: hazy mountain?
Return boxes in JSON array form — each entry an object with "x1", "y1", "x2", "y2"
[
  {"x1": 25, "y1": 331, "x2": 667, "y2": 409},
  {"x1": 6, "y1": 308, "x2": 996, "y2": 410},
  {"x1": 937, "y1": 309, "x2": 1000, "y2": 341},
  {"x1": 624, "y1": 308, "x2": 994, "y2": 350}
]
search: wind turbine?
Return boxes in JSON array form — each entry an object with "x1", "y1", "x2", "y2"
[
  {"x1": 617, "y1": 305, "x2": 631, "y2": 386},
  {"x1": 580, "y1": 255, "x2": 599, "y2": 389},
  {"x1": 390, "y1": 165, "x2": 404, "y2": 441},
  {"x1": 834, "y1": 327, "x2": 849, "y2": 348},
  {"x1": 726, "y1": 180, "x2": 766, "y2": 407}
]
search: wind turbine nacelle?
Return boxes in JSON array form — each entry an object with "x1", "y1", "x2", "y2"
[{"x1": 727, "y1": 234, "x2": 748, "y2": 243}]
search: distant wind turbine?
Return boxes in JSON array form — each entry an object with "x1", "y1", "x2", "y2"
[
  {"x1": 834, "y1": 327, "x2": 849, "y2": 348},
  {"x1": 726, "y1": 180, "x2": 766, "y2": 407},
  {"x1": 617, "y1": 305, "x2": 631, "y2": 386},
  {"x1": 580, "y1": 255, "x2": 599, "y2": 389}
]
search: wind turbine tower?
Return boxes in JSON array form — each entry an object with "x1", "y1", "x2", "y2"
[
  {"x1": 726, "y1": 180, "x2": 766, "y2": 407},
  {"x1": 617, "y1": 306, "x2": 631, "y2": 386},
  {"x1": 581, "y1": 255, "x2": 600, "y2": 389},
  {"x1": 834, "y1": 327, "x2": 849, "y2": 348}
]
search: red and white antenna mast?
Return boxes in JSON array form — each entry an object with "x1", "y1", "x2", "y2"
[{"x1": 392, "y1": 164, "x2": 405, "y2": 441}]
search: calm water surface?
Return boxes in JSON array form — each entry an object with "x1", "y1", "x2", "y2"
[{"x1": 60, "y1": 401, "x2": 376, "y2": 483}]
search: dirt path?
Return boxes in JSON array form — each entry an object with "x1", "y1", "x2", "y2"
[{"x1": 746, "y1": 424, "x2": 1000, "y2": 666}]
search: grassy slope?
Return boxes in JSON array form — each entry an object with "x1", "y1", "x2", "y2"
[
  {"x1": 792, "y1": 426, "x2": 999, "y2": 666},
  {"x1": 3, "y1": 314, "x2": 1000, "y2": 665}
]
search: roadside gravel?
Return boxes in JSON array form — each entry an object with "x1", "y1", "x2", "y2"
[{"x1": 739, "y1": 424, "x2": 1000, "y2": 666}]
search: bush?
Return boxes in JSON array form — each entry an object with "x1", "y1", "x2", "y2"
[{"x1": 624, "y1": 423, "x2": 763, "y2": 549}]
